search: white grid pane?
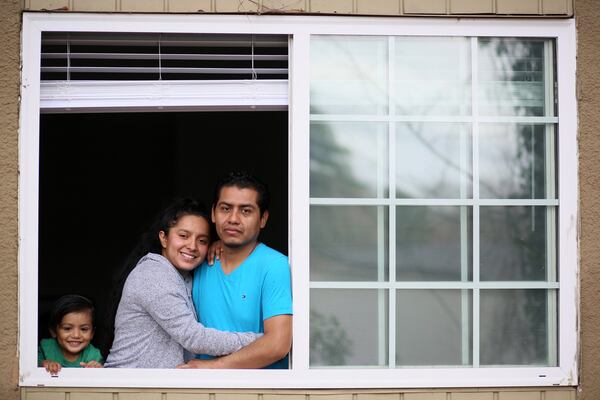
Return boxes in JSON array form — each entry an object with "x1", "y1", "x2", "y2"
[{"x1": 309, "y1": 35, "x2": 557, "y2": 369}]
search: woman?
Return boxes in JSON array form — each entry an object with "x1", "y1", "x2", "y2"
[{"x1": 104, "y1": 198, "x2": 260, "y2": 368}]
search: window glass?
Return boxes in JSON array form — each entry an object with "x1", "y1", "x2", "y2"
[
  {"x1": 478, "y1": 39, "x2": 549, "y2": 116},
  {"x1": 394, "y1": 37, "x2": 471, "y2": 116},
  {"x1": 310, "y1": 36, "x2": 388, "y2": 115},
  {"x1": 396, "y1": 289, "x2": 472, "y2": 366},
  {"x1": 396, "y1": 122, "x2": 472, "y2": 199},
  {"x1": 479, "y1": 124, "x2": 556, "y2": 199},
  {"x1": 480, "y1": 206, "x2": 552, "y2": 281},
  {"x1": 311, "y1": 206, "x2": 388, "y2": 282},
  {"x1": 480, "y1": 289, "x2": 556, "y2": 365},
  {"x1": 311, "y1": 289, "x2": 388, "y2": 367},
  {"x1": 396, "y1": 206, "x2": 472, "y2": 282},
  {"x1": 310, "y1": 35, "x2": 557, "y2": 369},
  {"x1": 311, "y1": 121, "x2": 388, "y2": 198}
]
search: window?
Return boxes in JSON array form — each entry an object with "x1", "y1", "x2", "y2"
[
  {"x1": 19, "y1": 13, "x2": 577, "y2": 388},
  {"x1": 309, "y1": 36, "x2": 558, "y2": 368}
]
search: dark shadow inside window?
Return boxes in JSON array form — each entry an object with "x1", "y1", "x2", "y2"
[{"x1": 38, "y1": 111, "x2": 288, "y2": 356}]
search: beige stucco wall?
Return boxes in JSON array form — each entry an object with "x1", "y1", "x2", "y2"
[
  {"x1": 0, "y1": 1, "x2": 23, "y2": 400},
  {"x1": 575, "y1": 0, "x2": 600, "y2": 400},
  {"x1": 1, "y1": 0, "x2": 599, "y2": 399}
]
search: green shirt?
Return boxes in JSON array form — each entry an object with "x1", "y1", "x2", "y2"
[{"x1": 38, "y1": 338, "x2": 103, "y2": 367}]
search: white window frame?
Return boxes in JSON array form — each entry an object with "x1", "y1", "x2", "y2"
[{"x1": 19, "y1": 12, "x2": 577, "y2": 389}]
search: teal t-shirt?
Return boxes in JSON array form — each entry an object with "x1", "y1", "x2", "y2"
[
  {"x1": 192, "y1": 243, "x2": 292, "y2": 368},
  {"x1": 38, "y1": 338, "x2": 103, "y2": 367}
]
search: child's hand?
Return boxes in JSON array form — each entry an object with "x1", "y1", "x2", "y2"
[
  {"x1": 42, "y1": 360, "x2": 61, "y2": 375},
  {"x1": 80, "y1": 360, "x2": 103, "y2": 368}
]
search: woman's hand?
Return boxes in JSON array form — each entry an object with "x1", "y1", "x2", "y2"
[
  {"x1": 42, "y1": 360, "x2": 61, "y2": 375},
  {"x1": 81, "y1": 360, "x2": 103, "y2": 368},
  {"x1": 206, "y1": 240, "x2": 223, "y2": 265}
]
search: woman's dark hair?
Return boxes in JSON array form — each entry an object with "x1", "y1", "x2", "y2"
[
  {"x1": 101, "y1": 198, "x2": 209, "y2": 355},
  {"x1": 49, "y1": 295, "x2": 95, "y2": 334},
  {"x1": 213, "y1": 171, "x2": 270, "y2": 216}
]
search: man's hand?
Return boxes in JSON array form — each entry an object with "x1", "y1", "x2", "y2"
[
  {"x1": 42, "y1": 360, "x2": 61, "y2": 376},
  {"x1": 176, "y1": 358, "x2": 219, "y2": 369},
  {"x1": 179, "y1": 314, "x2": 292, "y2": 369}
]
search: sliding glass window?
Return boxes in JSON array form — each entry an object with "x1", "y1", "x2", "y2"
[{"x1": 309, "y1": 36, "x2": 557, "y2": 368}]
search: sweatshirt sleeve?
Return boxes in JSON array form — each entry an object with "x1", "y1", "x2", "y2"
[{"x1": 131, "y1": 258, "x2": 262, "y2": 356}]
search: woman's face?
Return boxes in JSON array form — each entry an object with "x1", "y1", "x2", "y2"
[{"x1": 159, "y1": 214, "x2": 210, "y2": 273}]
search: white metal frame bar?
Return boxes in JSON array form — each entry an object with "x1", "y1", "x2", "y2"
[
  {"x1": 470, "y1": 36, "x2": 481, "y2": 368},
  {"x1": 310, "y1": 115, "x2": 559, "y2": 123},
  {"x1": 386, "y1": 36, "x2": 397, "y2": 369},
  {"x1": 40, "y1": 80, "x2": 288, "y2": 112},
  {"x1": 19, "y1": 12, "x2": 578, "y2": 389},
  {"x1": 310, "y1": 198, "x2": 559, "y2": 206}
]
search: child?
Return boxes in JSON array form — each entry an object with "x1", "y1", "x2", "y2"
[{"x1": 38, "y1": 295, "x2": 103, "y2": 375}]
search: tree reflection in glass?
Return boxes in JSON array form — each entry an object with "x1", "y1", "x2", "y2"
[{"x1": 479, "y1": 39, "x2": 549, "y2": 117}]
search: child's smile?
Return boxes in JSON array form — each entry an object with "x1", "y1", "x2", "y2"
[{"x1": 53, "y1": 311, "x2": 95, "y2": 362}]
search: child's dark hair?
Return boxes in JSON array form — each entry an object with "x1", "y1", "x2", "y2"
[
  {"x1": 102, "y1": 197, "x2": 209, "y2": 355},
  {"x1": 49, "y1": 295, "x2": 95, "y2": 334},
  {"x1": 213, "y1": 171, "x2": 270, "y2": 216}
]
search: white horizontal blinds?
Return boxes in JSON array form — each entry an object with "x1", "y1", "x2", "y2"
[
  {"x1": 309, "y1": 35, "x2": 557, "y2": 369},
  {"x1": 40, "y1": 32, "x2": 288, "y2": 81}
]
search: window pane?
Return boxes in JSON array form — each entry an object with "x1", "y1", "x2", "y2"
[
  {"x1": 480, "y1": 289, "x2": 556, "y2": 365},
  {"x1": 480, "y1": 124, "x2": 556, "y2": 199},
  {"x1": 480, "y1": 206, "x2": 553, "y2": 281},
  {"x1": 396, "y1": 290, "x2": 472, "y2": 366},
  {"x1": 394, "y1": 37, "x2": 471, "y2": 116},
  {"x1": 311, "y1": 36, "x2": 388, "y2": 115},
  {"x1": 396, "y1": 122, "x2": 472, "y2": 199},
  {"x1": 478, "y1": 38, "x2": 551, "y2": 116},
  {"x1": 311, "y1": 289, "x2": 388, "y2": 367},
  {"x1": 311, "y1": 121, "x2": 388, "y2": 198},
  {"x1": 396, "y1": 206, "x2": 472, "y2": 281},
  {"x1": 311, "y1": 206, "x2": 388, "y2": 282}
]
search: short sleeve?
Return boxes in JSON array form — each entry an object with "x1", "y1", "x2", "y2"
[
  {"x1": 262, "y1": 255, "x2": 293, "y2": 320},
  {"x1": 83, "y1": 344, "x2": 104, "y2": 364}
]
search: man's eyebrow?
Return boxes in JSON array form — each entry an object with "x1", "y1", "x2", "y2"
[{"x1": 217, "y1": 201, "x2": 257, "y2": 209}]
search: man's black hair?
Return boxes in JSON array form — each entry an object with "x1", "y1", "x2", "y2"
[{"x1": 213, "y1": 171, "x2": 270, "y2": 216}]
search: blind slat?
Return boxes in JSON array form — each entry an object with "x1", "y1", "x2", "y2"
[
  {"x1": 42, "y1": 53, "x2": 288, "y2": 61},
  {"x1": 41, "y1": 66, "x2": 289, "y2": 74},
  {"x1": 41, "y1": 32, "x2": 289, "y2": 81}
]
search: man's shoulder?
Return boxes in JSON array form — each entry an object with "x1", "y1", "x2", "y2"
[{"x1": 254, "y1": 243, "x2": 287, "y2": 261}]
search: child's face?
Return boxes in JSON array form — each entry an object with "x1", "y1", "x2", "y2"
[{"x1": 52, "y1": 311, "x2": 94, "y2": 361}]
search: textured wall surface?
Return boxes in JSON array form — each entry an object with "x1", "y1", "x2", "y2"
[
  {"x1": 575, "y1": 0, "x2": 600, "y2": 399},
  {"x1": 0, "y1": 1, "x2": 22, "y2": 400},
  {"x1": 23, "y1": 0, "x2": 573, "y2": 15}
]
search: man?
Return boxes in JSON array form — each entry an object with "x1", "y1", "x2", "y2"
[{"x1": 180, "y1": 171, "x2": 292, "y2": 369}]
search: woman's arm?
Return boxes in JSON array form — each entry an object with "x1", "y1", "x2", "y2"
[
  {"x1": 178, "y1": 314, "x2": 292, "y2": 369},
  {"x1": 134, "y1": 258, "x2": 262, "y2": 355}
]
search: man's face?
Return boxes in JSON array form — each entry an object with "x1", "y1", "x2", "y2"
[{"x1": 212, "y1": 185, "x2": 268, "y2": 250}]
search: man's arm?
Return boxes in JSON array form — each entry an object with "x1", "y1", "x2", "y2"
[{"x1": 177, "y1": 314, "x2": 292, "y2": 369}]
